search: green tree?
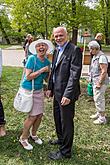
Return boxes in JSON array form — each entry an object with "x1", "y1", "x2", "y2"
[
  {"x1": 4, "y1": 0, "x2": 110, "y2": 44},
  {"x1": 100, "y1": 0, "x2": 110, "y2": 45},
  {"x1": 0, "y1": 7, "x2": 11, "y2": 44}
]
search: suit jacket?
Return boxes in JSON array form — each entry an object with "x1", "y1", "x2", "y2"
[{"x1": 48, "y1": 41, "x2": 82, "y2": 101}]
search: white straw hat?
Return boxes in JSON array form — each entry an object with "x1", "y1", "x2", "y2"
[{"x1": 29, "y1": 39, "x2": 54, "y2": 55}]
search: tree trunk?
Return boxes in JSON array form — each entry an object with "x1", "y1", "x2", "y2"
[
  {"x1": 17, "y1": 28, "x2": 22, "y2": 44},
  {"x1": 71, "y1": 28, "x2": 78, "y2": 45},
  {"x1": 105, "y1": 16, "x2": 109, "y2": 45},
  {"x1": 101, "y1": 0, "x2": 110, "y2": 45},
  {"x1": 44, "y1": 0, "x2": 48, "y2": 39},
  {"x1": 41, "y1": 32, "x2": 45, "y2": 38},
  {"x1": 105, "y1": 0, "x2": 110, "y2": 45},
  {"x1": 0, "y1": 18, "x2": 10, "y2": 44},
  {"x1": 71, "y1": 0, "x2": 78, "y2": 45}
]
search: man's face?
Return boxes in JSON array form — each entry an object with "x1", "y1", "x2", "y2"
[{"x1": 53, "y1": 28, "x2": 67, "y2": 46}]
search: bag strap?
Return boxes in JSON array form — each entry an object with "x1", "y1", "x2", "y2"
[
  {"x1": 20, "y1": 56, "x2": 36, "y2": 90},
  {"x1": 32, "y1": 56, "x2": 36, "y2": 90}
]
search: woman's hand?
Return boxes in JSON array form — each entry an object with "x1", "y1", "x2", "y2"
[
  {"x1": 39, "y1": 66, "x2": 49, "y2": 73},
  {"x1": 46, "y1": 90, "x2": 53, "y2": 97},
  {"x1": 26, "y1": 66, "x2": 50, "y2": 80},
  {"x1": 96, "y1": 81, "x2": 102, "y2": 88}
]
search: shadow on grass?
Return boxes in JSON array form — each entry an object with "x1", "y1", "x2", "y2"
[{"x1": 0, "y1": 129, "x2": 110, "y2": 165}]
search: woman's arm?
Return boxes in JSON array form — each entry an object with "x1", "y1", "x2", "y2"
[
  {"x1": 99, "y1": 63, "x2": 107, "y2": 83},
  {"x1": 96, "y1": 63, "x2": 108, "y2": 88},
  {"x1": 25, "y1": 66, "x2": 50, "y2": 80}
]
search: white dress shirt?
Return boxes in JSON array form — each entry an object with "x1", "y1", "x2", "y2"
[
  {"x1": 53, "y1": 42, "x2": 68, "y2": 82},
  {"x1": 55, "y1": 42, "x2": 68, "y2": 66}
]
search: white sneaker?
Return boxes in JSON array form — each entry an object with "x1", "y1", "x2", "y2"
[
  {"x1": 93, "y1": 117, "x2": 107, "y2": 124},
  {"x1": 34, "y1": 137, "x2": 43, "y2": 145},
  {"x1": 19, "y1": 137, "x2": 33, "y2": 150},
  {"x1": 90, "y1": 112, "x2": 99, "y2": 119},
  {"x1": 30, "y1": 134, "x2": 43, "y2": 145}
]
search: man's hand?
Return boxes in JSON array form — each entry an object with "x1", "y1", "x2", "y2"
[{"x1": 61, "y1": 97, "x2": 70, "y2": 106}]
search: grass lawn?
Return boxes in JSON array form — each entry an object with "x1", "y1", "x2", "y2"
[
  {"x1": 0, "y1": 45, "x2": 23, "y2": 50},
  {"x1": 102, "y1": 45, "x2": 110, "y2": 52},
  {"x1": 0, "y1": 45, "x2": 12, "y2": 49},
  {"x1": 0, "y1": 66, "x2": 110, "y2": 165}
]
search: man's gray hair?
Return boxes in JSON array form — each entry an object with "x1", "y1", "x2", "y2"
[
  {"x1": 88, "y1": 41, "x2": 100, "y2": 49},
  {"x1": 53, "y1": 26, "x2": 67, "y2": 34}
]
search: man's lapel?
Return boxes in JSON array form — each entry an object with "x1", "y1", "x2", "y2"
[{"x1": 52, "y1": 48, "x2": 60, "y2": 71}]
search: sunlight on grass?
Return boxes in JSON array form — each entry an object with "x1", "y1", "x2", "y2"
[
  {"x1": 0, "y1": 45, "x2": 12, "y2": 49},
  {"x1": 0, "y1": 66, "x2": 110, "y2": 165}
]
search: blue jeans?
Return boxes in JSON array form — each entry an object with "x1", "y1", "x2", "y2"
[{"x1": 0, "y1": 100, "x2": 6, "y2": 125}]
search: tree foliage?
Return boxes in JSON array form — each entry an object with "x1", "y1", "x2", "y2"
[
  {"x1": 99, "y1": 0, "x2": 110, "y2": 44},
  {"x1": 1, "y1": 0, "x2": 110, "y2": 44},
  {"x1": 0, "y1": 4, "x2": 11, "y2": 44}
]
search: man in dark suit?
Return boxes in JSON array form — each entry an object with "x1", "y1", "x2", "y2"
[{"x1": 47, "y1": 27, "x2": 82, "y2": 160}]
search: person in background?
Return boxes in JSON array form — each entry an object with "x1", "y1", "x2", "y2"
[
  {"x1": 95, "y1": 33, "x2": 103, "y2": 50},
  {"x1": 23, "y1": 35, "x2": 28, "y2": 50},
  {"x1": 88, "y1": 33, "x2": 103, "y2": 78},
  {"x1": 23, "y1": 34, "x2": 34, "y2": 66},
  {"x1": 88, "y1": 40, "x2": 109, "y2": 124},
  {"x1": 46, "y1": 26, "x2": 82, "y2": 160},
  {"x1": 19, "y1": 39, "x2": 53, "y2": 150},
  {"x1": 23, "y1": 34, "x2": 33, "y2": 51},
  {"x1": 0, "y1": 48, "x2": 6, "y2": 137}
]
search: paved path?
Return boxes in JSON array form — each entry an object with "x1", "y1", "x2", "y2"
[
  {"x1": 2, "y1": 46, "x2": 110, "y2": 75},
  {"x1": 5, "y1": 45, "x2": 23, "y2": 50},
  {"x1": 2, "y1": 48, "x2": 24, "y2": 67}
]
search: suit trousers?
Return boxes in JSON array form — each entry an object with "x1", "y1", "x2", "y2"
[
  {"x1": 53, "y1": 96, "x2": 75, "y2": 156},
  {"x1": 0, "y1": 100, "x2": 6, "y2": 125}
]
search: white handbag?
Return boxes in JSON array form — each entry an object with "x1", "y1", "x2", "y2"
[
  {"x1": 14, "y1": 58, "x2": 36, "y2": 113},
  {"x1": 13, "y1": 87, "x2": 34, "y2": 113}
]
